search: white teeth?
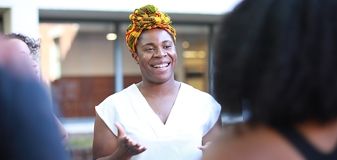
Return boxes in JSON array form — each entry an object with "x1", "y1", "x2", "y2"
[{"x1": 153, "y1": 63, "x2": 169, "y2": 68}]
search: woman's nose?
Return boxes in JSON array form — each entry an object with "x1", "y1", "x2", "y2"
[{"x1": 153, "y1": 48, "x2": 167, "y2": 57}]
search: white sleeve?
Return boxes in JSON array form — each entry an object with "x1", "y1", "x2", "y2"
[
  {"x1": 95, "y1": 100, "x2": 118, "y2": 136},
  {"x1": 202, "y1": 95, "x2": 221, "y2": 136}
]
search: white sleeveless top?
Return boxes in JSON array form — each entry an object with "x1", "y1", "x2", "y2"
[{"x1": 96, "y1": 83, "x2": 221, "y2": 160}]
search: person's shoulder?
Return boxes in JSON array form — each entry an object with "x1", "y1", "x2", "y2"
[
  {"x1": 181, "y1": 82, "x2": 220, "y2": 108},
  {"x1": 96, "y1": 84, "x2": 136, "y2": 108},
  {"x1": 204, "y1": 124, "x2": 299, "y2": 160},
  {"x1": 181, "y1": 82, "x2": 215, "y2": 99}
]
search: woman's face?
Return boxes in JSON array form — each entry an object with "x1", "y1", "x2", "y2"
[{"x1": 135, "y1": 29, "x2": 177, "y2": 84}]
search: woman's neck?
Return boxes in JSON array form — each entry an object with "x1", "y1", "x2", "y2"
[{"x1": 137, "y1": 79, "x2": 179, "y2": 97}]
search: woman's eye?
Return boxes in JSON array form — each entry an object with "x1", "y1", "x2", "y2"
[
  {"x1": 145, "y1": 48, "x2": 154, "y2": 51},
  {"x1": 164, "y1": 45, "x2": 172, "y2": 49}
]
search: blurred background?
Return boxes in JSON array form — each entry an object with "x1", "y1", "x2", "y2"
[{"x1": 0, "y1": 0, "x2": 241, "y2": 159}]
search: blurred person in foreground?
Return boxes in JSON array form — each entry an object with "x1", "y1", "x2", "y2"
[
  {"x1": 0, "y1": 35, "x2": 68, "y2": 159},
  {"x1": 203, "y1": 0, "x2": 337, "y2": 160},
  {"x1": 93, "y1": 4, "x2": 222, "y2": 160},
  {"x1": 4, "y1": 33, "x2": 40, "y2": 78},
  {"x1": 2, "y1": 33, "x2": 68, "y2": 141}
]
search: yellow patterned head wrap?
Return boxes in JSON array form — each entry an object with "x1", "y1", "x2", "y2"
[{"x1": 126, "y1": 4, "x2": 176, "y2": 56}]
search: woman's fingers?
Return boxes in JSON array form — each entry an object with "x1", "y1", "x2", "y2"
[
  {"x1": 115, "y1": 122, "x2": 146, "y2": 156},
  {"x1": 137, "y1": 146, "x2": 146, "y2": 153},
  {"x1": 115, "y1": 122, "x2": 126, "y2": 138},
  {"x1": 123, "y1": 137, "x2": 146, "y2": 154},
  {"x1": 198, "y1": 142, "x2": 212, "y2": 152}
]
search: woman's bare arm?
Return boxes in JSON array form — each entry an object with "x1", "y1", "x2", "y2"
[{"x1": 92, "y1": 113, "x2": 146, "y2": 160}]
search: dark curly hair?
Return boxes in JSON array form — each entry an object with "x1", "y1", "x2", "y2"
[
  {"x1": 6, "y1": 33, "x2": 40, "y2": 60},
  {"x1": 213, "y1": 0, "x2": 337, "y2": 126}
]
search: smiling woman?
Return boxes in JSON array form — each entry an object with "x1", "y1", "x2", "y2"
[
  {"x1": 92, "y1": 4, "x2": 222, "y2": 160},
  {"x1": 135, "y1": 29, "x2": 177, "y2": 84}
]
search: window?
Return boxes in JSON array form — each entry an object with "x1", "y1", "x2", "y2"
[
  {"x1": 40, "y1": 22, "x2": 115, "y2": 117},
  {"x1": 175, "y1": 25, "x2": 210, "y2": 91}
]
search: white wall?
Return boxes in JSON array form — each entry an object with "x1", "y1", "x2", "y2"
[
  {"x1": 61, "y1": 32, "x2": 115, "y2": 76},
  {"x1": 60, "y1": 31, "x2": 144, "y2": 76},
  {"x1": 36, "y1": 0, "x2": 242, "y2": 15},
  {"x1": 0, "y1": 0, "x2": 39, "y2": 38},
  {"x1": 1, "y1": 0, "x2": 242, "y2": 39}
]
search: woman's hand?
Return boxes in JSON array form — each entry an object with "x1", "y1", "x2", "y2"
[
  {"x1": 114, "y1": 123, "x2": 146, "y2": 159},
  {"x1": 198, "y1": 141, "x2": 212, "y2": 152},
  {"x1": 93, "y1": 114, "x2": 146, "y2": 160}
]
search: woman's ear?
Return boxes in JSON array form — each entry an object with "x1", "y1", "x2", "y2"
[{"x1": 132, "y1": 53, "x2": 139, "y2": 64}]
